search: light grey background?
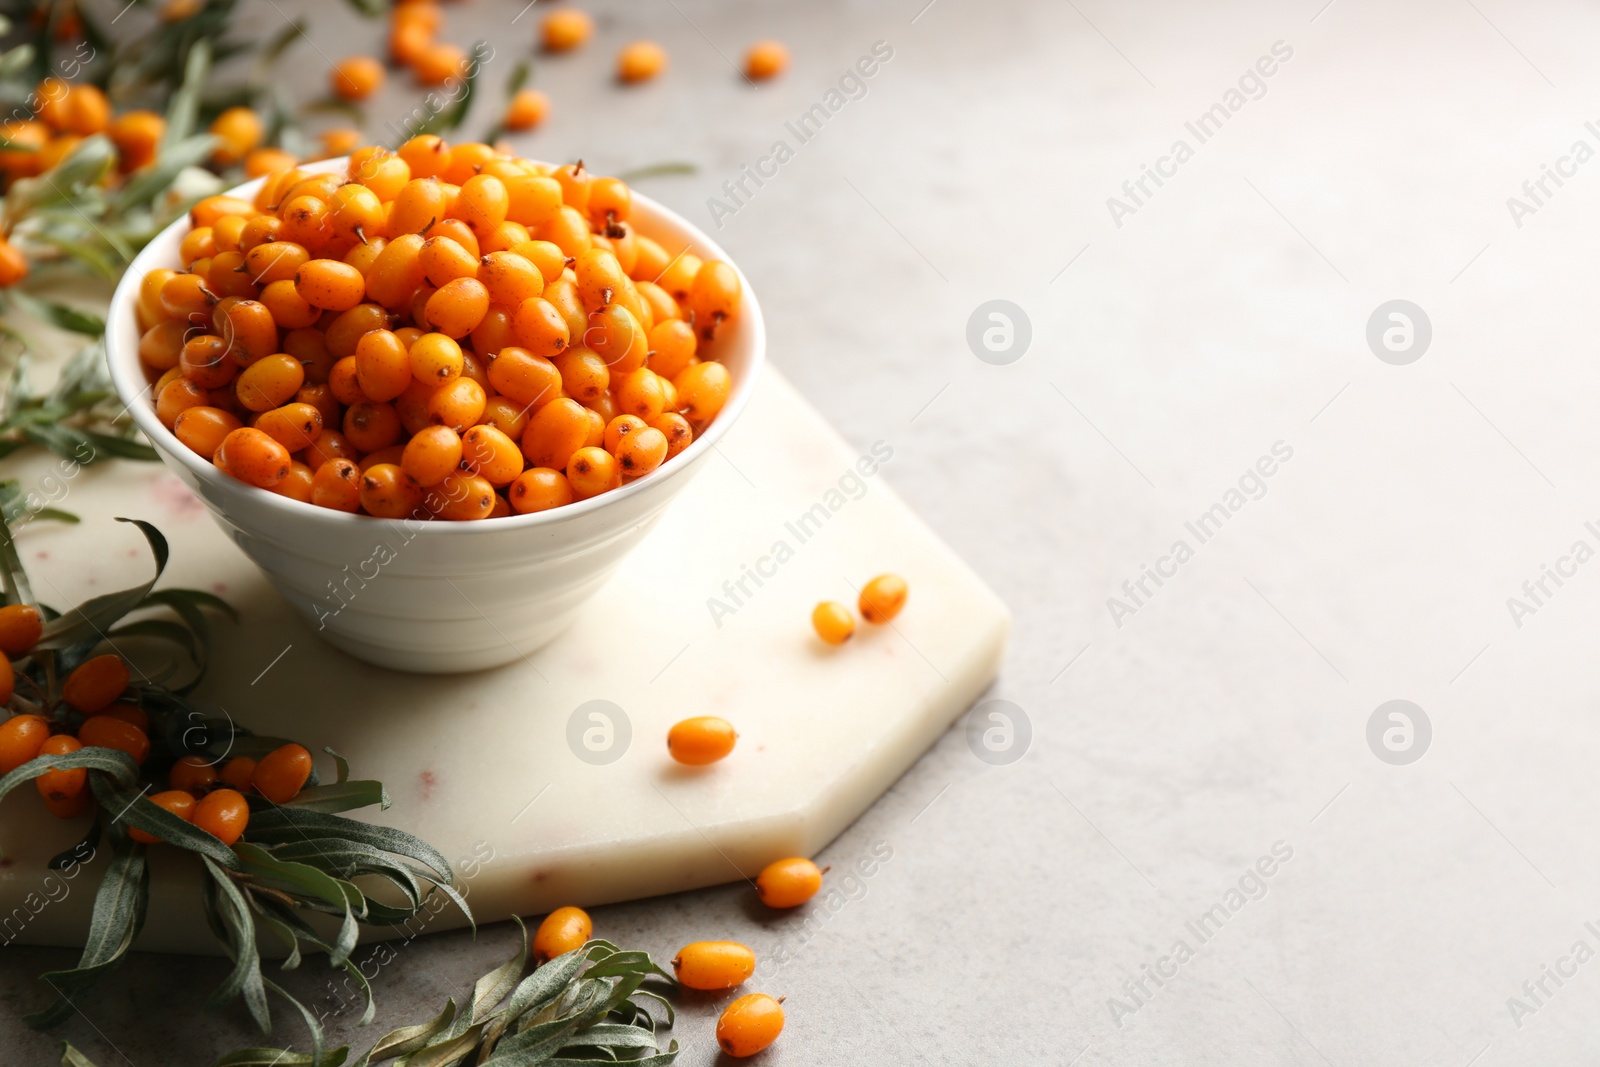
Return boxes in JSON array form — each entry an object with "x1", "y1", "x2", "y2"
[{"x1": 6, "y1": 0, "x2": 1600, "y2": 1063}]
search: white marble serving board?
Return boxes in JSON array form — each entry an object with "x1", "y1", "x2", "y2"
[{"x1": 0, "y1": 369, "x2": 1008, "y2": 954}]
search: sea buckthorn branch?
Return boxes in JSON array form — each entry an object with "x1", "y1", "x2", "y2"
[
  {"x1": 62, "y1": 930, "x2": 683, "y2": 1066},
  {"x1": 0, "y1": 511, "x2": 473, "y2": 1052}
]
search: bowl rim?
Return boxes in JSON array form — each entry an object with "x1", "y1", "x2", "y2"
[{"x1": 106, "y1": 156, "x2": 766, "y2": 535}]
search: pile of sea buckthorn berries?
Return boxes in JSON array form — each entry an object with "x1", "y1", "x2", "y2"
[
  {"x1": 0, "y1": 602, "x2": 313, "y2": 845},
  {"x1": 139, "y1": 138, "x2": 741, "y2": 519}
]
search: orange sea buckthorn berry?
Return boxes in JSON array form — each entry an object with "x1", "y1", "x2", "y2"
[
  {"x1": 296, "y1": 259, "x2": 367, "y2": 311},
  {"x1": 59, "y1": 84, "x2": 110, "y2": 136},
  {"x1": 566, "y1": 446, "x2": 618, "y2": 499},
  {"x1": 756, "y1": 857, "x2": 825, "y2": 908},
  {"x1": 35, "y1": 735, "x2": 85, "y2": 803},
  {"x1": 360, "y1": 463, "x2": 424, "y2": 518},
  {"x1": 244, "y1": 146, "x2": 299, "y2": 178},
  {"x1": 218, "y1": 756, "x2": 256, "y2": 791},
  {"x1": 431, "y1": 471, "x2": 496, "y2": 521},
  {"x1": 157, "y1": 378, "x2": 208, "y2": 429},
  {"x1": 345, "y1": 400, "x2": 406, "y2": 452},
  {"x1": 717, "y1": 993, "x2": 785, "y2": 1058},
  {"x1": 687, "y1": 260, "x2": 741, "y2": 341},
  {"x1": 78, "y1": 716, "x2": 150, "y2": 765},
  {"x1": 333, "y1": 55, "x2": 384, "y2": 101},
  {"x1": 673, "y1": 941, "x2": 756, "y2": 991},
  {"x1": 414, "y1": 41, "x2": 467, "y2": 86},
  {"x1": 0, "y1": 239, "x2": 29, "y2": 288},
  {"x1": 615, "y1": 426, "x2": 667, "y2": 479},
  {"x1": 107, "y1": 109, "x2": 165, "y2": 171},
  {"x1": 745, "y1": 40, "x2": 789, "y2": 81},
  {"x1": 509, "y1": 467, "x2": 573, "y2": 513},
  {"x1": 647, "y1": 319, "x2": 698, "y2": 381},
  {"x1": 533, "y1": 905, "x2": 592, "y2": 962},
  {"x1": 456, "y1": 173, "x2": 509, "y2": 234},
  {"x1": 252, "y1": 743, "x2": 313, "y2": 804},
  {"x1": 318, "y1": 128, "x2": 362, "y2": 161},
  {"x1": 554, "y1": 348, "x2": 609, "y2": 404},
  {"x1": 666, "y1": 717, "x2": 738, "y2": 766},
  {"x1": 615, "y1": 367, "x2": 666, "y2": 422},
  {"x1": 255, "y1": 403, "x2": 323, "y2": 453},
  {"x1": 511, "y1": 297, "x2": 570, "y2": 359},
  {"x1": 859, "y1": 573, "x2": 908, "y2": 624},
  {"x1": 0, "y1": 657, "x2": 12, "y2": 705},
  {"x1": 398, "y1": 135, "x2": 452, "y2": 181},
  {"x1": 0, "y1": 714, "x2": 50, "y2": 773},
  {"x1": 811, "y1": 602, "x2": 855, "y2": 646},
  {"x1": 426, "y1": 375, "x2": 486, "y2": 431},
  {"x1": 97, "y1": 702, "x2": 150, "y2": 733},
  {"x1": 175, "y1": 406, "x2": 243, "y2": 458},
  {"x1": 210, "y1": 107, "x2": 263, "y2": 166},
  {"x1": 236, "y1": 354, "x2": 305, "y2": 412},
  {"x1": 355, "y1": 329, "x2": 415, "y2": 401},
  {"x1": 141, "y1": 320, "x2": 188, "y2": 371},
  {"x1": 272, "y1": 461, "x2": 315, "y2": 503},
  {"x1": 128, "y1": 789, "x2": 196, "y2": 844},
  {"x1": 217, "y1": 426, "x2": 292, "y2": 488},
  {"x1": 479, "y1": 251, "x2": 542, "y2": 306},
  {"x1": 541, "y1": 8, "x2": 593, "y2": 52},
  {"x1": 401, "y1": 424, "x2": 463, "y2": 486},
  {"x1": 169, "y1": 754, "x2": 218, "y2": 794},
  {"x1": 63, "y1": 653, "x2": 130, "y2": 713},
  {"x1": 312, "y1": 458, "x2": 363, "y2": 512},
  {"x1": 0, "y1": 603, "x2": 42, "y2": 656},
  {"x1": 192, "y1": 787, "x2": 249, "y2": 845},
  {"x1": 486, "y1": 345, "x2": 561, "y2": 408},
  {"x1": 420, "y1": 235, "x2": 478, "y2": 286},
  {"x1": 522, "y1": 395, "x2": 589, "y2": 470},
  {"x1": 603, "y1": 414, "x2": 646, "y2": 454},
  {"x1": 649, "y1": 412, "x2": 693, "y2": 460},
  {"x1": 504, "y1": 89, "x2": 549, "y2": 131},
  {"x1": 675, "y1": 361, "x2": 730, "y2": 425},
  {"x1": 305, "y1": 430, "x2": 358, "y2": 473},
  {"x1": 617, "y1": 41, "x2": 667, "y2": 83},
  {"x1": 260, "y1": 279, "x2": 321, "y2": 330},
  {"x1": 245, "y1": 239, "x2": 310, "y2": 285},
  {"x1": 425, "y1": 277, "x2": 490, "y2": 337},
  {"x1": 366, "y1": 232, "x2": 428, "y2": 307},
  {"x1": 460, "y1": 424, "x2": 523, "y2": 486}
]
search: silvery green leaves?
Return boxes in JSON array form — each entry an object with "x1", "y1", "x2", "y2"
[
  {"x1": 0, "y1": 336, "x2": 155, "y2": 467},
  {"x1": 218, "y1": 931, "x2": 680, "y2": 1067}
]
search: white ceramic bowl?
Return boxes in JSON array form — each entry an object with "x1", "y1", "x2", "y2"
[{"x1": 107, "y1": 160, "x2": 764, "y2": 673}]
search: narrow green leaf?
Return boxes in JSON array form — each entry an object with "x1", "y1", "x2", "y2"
[
  {"x1": 615, "y1": 162, "x2": 698, "y2": 183},
  {"x1": 270, "y1": 779, "x2": 387, "y2": 814},
  {"x1": 25, "y1": 840, "x2": 148, "y2": 1029},
  {"x1": 60, "y1": 1041, "x2": 100, "y2": 1067},
  {"x1": 202, "y1": 856, "x2": 271, "y2": 1032},
  {"x1": 36, "y1": 518, "x2": 168, "y2": 649},
  {"x1": 243, "y1": 807, "x2": 454, "y2": 885},
  {"x1": 2, "y1": 289, "x2": 106, "y2": 335},
  {"x1": 163, "y1": 39, "x2": 212, "y2": 148},
  {"x1": 351, "y1": 997, "x2": 455, "y2": 1067}
]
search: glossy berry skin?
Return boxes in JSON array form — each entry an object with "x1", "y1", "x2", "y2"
[
  {"x1": 509, "y1": 468, "x2": 573, "y2": 513},
  {"x1": 252, "y1": 743, "x2": 313, "y2": 803},
  {"x1": 756, "y1": 857, "x2": 825, "y2": 908},
  {"x1": 168, "y1": 754, "x2": 218, "y2": 794},
  {"x1": 78, "y1": 716, "x2": 150, "y2": 765},
  {"x1": 859, "y1": 574, "x2": 908, "y2": 624},
  {"x1": 0, "y1": 603, "x2": 42, "y2": 655},
  {"x1": 533, "y1": 905, "x2": 592, "y2": 962},
  {"x1": 192, "y1": 788, "x2": 250, "y2": 845},
  {"x1": 34, "y1": 735, "x2": 86, "y2": 803},
  {"x1": 217, "y1": 427, "x2": 292, "y2": 489},
  {"x1": 218, "y1": 757, "x2": 256, "y2": 791},
  {"x1": 129, "y1": 789, "x2": 196, "y2": 844},
  {"x1": 666, "y1": 716, "x2": 737, "y2": 766},
  {"x1": 63, "y1": 654, "x2": 130, "y2": 713},
  {"x1": 0, "y1": 714, "x2": 51, "y2": 774},
  {"x1": 673, "y1": 941, "x2": 756, "y2": 991},
  {"x1": 332, "y1": 55, "x2": 384, "y2": 101},
  {"x1": 716, "y1": 993, "x2": 785, "y2": 1058},
  {"x1": 811, "y1": 602, "x2": 855, "y2": 646}
]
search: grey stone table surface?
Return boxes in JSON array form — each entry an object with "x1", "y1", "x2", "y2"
[{"x1": 6, "y1": 0, "x2": 1600, "y2": 1063}]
